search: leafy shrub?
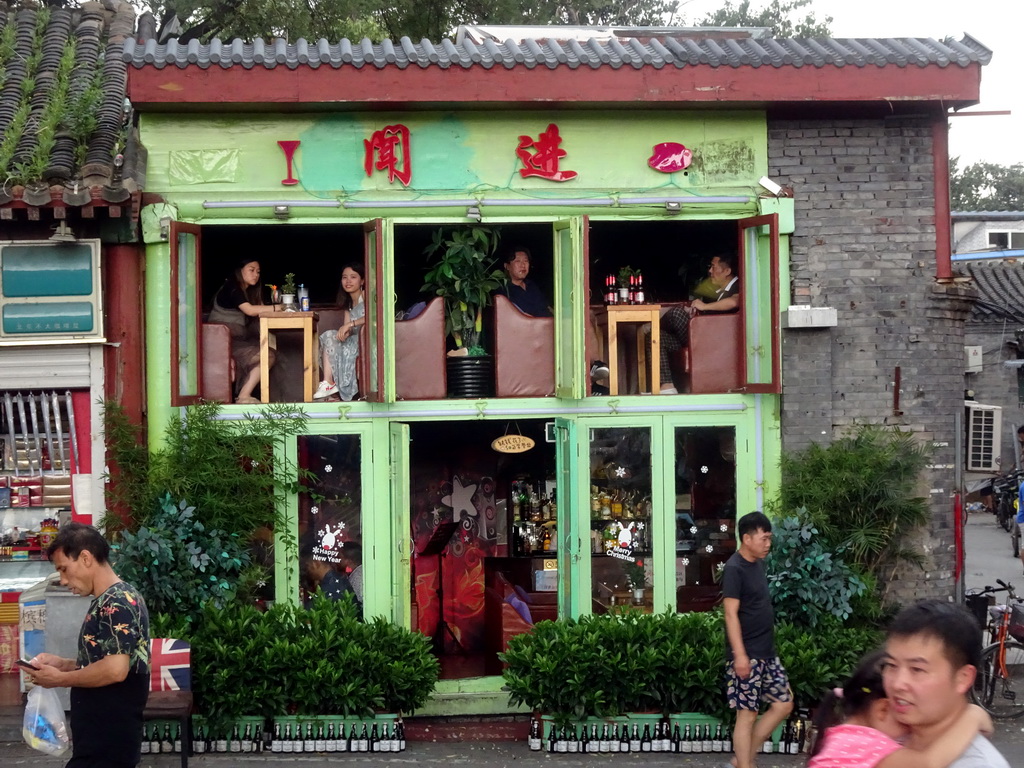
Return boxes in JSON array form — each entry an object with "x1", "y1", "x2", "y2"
[
  {"x1": 159, "y1": 596, "x2": 438, "y2": 734},
  {"x1": 780, "y1": 425, "x2": 930, "y2": 582},
  {"x1": 113, "y1": 494, "x2": 249, "y2": 624},
  {"x1": 767, "y1": 511, "x2": 868, "y2": 628},
  {"x1": 501, "y1": 611, "x2": 880, "y2": 722}
]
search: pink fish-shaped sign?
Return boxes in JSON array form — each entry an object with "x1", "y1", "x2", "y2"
[{"x1": 648, "y1": 142, "x2": 693, "y2": 173}]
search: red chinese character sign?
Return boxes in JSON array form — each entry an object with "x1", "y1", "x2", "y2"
[
  {"x1": 648, "y1": 142, "x2": 693, "y2": 173},
  {"x1": 364, "y1": 124, "x2": 412, "y2": 186},
  {"x1": 516, "y1": 123, "x2": 578, "y2": 182}
]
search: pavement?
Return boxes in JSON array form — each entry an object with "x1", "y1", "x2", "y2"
[{"x1": 4, "y1": 511, "x2": 1024, "y2": 765}]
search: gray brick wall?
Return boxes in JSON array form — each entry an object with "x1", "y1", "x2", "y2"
[{"x1": 768, "y1": 117, "x2": 976, "y2": 605}]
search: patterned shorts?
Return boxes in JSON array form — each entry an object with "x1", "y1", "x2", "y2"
[{"x1": 725, "y1": 656, "x2": 792, "y2": 711}]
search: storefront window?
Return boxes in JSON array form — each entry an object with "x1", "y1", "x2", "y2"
[
  {"x1": 674, "y1": 426, "x2": 736, "y2": 612},
  {"x1": 297, "y1": 435, "x2": 363, "y2": 612},
  {"x1": 588, "y1": 427, "x2": 653, "y2": 612}
]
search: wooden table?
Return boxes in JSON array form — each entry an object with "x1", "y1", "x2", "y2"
[
  {"x1": 259, "y1": 312, "x2": 319, "y2": 403},
  {"x1": 605, "y1": 304, "x2": 661, "y2": 396}
]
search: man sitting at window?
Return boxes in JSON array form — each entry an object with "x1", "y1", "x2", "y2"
[
  {"x1": 497, "y1": 247, "x2": 552, "y2": 318},
  {"x1": 658, "y1": 253, "x2": 740, "y2": 395}
]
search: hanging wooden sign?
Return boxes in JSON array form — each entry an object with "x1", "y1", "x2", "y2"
[{"x1": 492, "y1": 434, "x2": 535, "y2": 454}]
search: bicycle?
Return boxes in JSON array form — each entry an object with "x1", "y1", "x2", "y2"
[{"x1": 968, "y1": 579, "x2": 1024, "y2": 718}]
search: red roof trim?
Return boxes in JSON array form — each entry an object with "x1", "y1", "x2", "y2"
[{"x1": 128, "y1": 61, "x2": 983, "y2": 109}]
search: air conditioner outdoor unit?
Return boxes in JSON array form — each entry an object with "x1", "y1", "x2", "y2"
[{"x1": 966, "y1": 402, "x2": 1002, "y2": 473}]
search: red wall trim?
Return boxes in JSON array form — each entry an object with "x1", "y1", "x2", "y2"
[
  {"x1": 932, "y1": 117, "x2": 952, "y2": 281},
  {"x1": 128, "y1": 63, "x2": 984, "y2": 109}
]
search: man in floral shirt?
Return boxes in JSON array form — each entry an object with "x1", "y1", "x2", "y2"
[{"x1": 26, "y1": 522, "x2": 150, "y2": 767}]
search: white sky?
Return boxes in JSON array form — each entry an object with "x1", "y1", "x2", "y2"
[{"x1": 680, "y1": 0, "x2": 1021, "y2": 167}]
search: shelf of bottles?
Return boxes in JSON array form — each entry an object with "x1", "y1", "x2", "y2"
[
  {"x1": 510, "y1": 478, "x2": 558, "y2": 557},
  {"x1": 144, "y1": 717, "x2": 408, "y2": 755},
  {"x1": 528, "y1": 713, "x2": 811, "y2": 755}
]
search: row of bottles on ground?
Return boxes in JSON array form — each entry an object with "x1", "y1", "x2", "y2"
[
  {"x1": 528, "y1": 715, "x2": 809, "y2": 754},
  {"x1": 590, "y1": 485, "x2": 650, "y2": 521},
  {"x1": 140, "y1": 719, "x2": 405, "y2": 754},
  {"x1": 511, "y1": 479, "x2": 556, "y2": 523}
]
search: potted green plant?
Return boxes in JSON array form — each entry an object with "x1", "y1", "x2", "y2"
[
  {"x1": 624, "y1": 559, "x2": 648, "y2": 603},
  {"x1": 281, "y1": 272, "x2": 297, "y2": 308},
  {"x1": 617, "y1": 266, "x2": 635, "y2": 303},
  {"x1": 422, "y1": 226, "x2": 506, "y2": 397}
]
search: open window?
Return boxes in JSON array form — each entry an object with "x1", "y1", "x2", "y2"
[
  {"x1": 554, "y1": 216, "x2": 589, "y2": 399},
  {"x1": 737, "y1": 214, "x2": 780, "y2": 394},
  {"x1": 169, "y1": 221, "x2": 202, "y2": 406}
]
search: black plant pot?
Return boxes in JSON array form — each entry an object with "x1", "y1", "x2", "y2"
[{"x1": 446, "y1": 355, "x2": 494, "y2": 399}]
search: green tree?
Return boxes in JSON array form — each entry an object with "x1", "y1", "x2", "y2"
[
  {"x1": 698, "y1": 0, "x2": 832, "y2": 37},
  {"x1": 950, "y1": 157, "x2": 1024, "y2": 212}
]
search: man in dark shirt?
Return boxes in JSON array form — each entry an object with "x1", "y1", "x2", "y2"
[
  {"x1": 27, "y1": 522, "x2": 151, "y2": 768},
  {"x1": 658, "y1": 253, "x2": 740, "y2": 394},
  {"x1": 497, "y1": 246, "x2": 551, "y2": 318},
  {"x1": 721, "y1": 511, "x2": 792, "y2": 768}
]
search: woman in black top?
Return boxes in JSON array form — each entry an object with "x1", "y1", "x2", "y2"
[{"x1": 208, "y1": 258, "x2": 284, "y2": 404}]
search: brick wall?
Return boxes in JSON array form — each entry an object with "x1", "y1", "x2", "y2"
[{"x1": 768, "y1": 117, "x2": 976, "y2": 604}]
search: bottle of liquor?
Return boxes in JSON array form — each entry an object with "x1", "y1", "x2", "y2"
[
  {"x1": 608, "y1": 723, "x2": 620, "y2": 754},
  {"x1": 270, "y1": 722, "x2": 282, "y2": 753},
  {"x1": 651, "y1": 721, "x2": 662, "y2": 753},
  {"x1": 148, "y1": 723, "x2": 161, "y2": 754},
  {"x1": 358, "y1": 723, "x2": 370, "y2": 752},
  {"x1": 723, "y1": 724, "x2": 733, "y2": 753},
  {"x1": 567, "y1": 724, "x2": 579, "y2": 753},
  {"x1": 671, "y1": 723, "x2": 681, "y2": 753},
  {"x1": 162, "y1": 723, "x2": 174, "y2": 754},
  {"x1": 635, "y1": 271, "x2": 645, "y2": 304},
  {"x1": 619, "y1": 723, "x2": 630, "y2": 753},
  {"x1": 597, "y1": 723, "x2": 609, "y2": 753},
  {"x1": 555, "y1": 725, "x2": 567, "y2": 753},
  {"x1": 629, "y1": 722, "x2": 641, "y2": 753},
  {"x1": 640, "y1": 723, "x2": 652, "y2": 752},
  {"x1": 529, "y1": 718, "x2": 542, "y2": 751},
  {"x1": 712, "y1": 722, "x2": 724, "y2": 752},
  {"x1": 239, "y1": 722, "x2": 251, "y2": 753},
  {"x1": 311, "y1": 722, "x2": 324, "y2": 753},
  {"x1": 588, "y1": 723, "x2": 599, "y2": 753},
  {"x1": 762, "y1": 731, "x2": 774, "y2": 754},
  {"x1": 141, "y1": 725, "x2": 151, "y2": 754},
  {"x1": 382, "y1": 721, "x2": 394, "y2": 752},
  {"x1": 370, "y1": 721, "x2": 380, "y2": 752},
  {"x1": 300, "y1": 722, "x2": 313, "y2": 753},
  {"x1": 679, "y1": 723, "x2": 692, "y2": 754},
  {"x1": 661, "y1": 721, "x2": 672, "y2": 752},
  {"x1": 702, "y1": 723, "x2": 713, "y2": 753},
  {"x1": 605, "y1": 274, "x2": 616, "y2": 305},
  {"x1": 547, "y1": 723, "x2": 556, "y2": 752},
  {"x1": 397, "y1": 718, "x2": 407, "y2": 751}
]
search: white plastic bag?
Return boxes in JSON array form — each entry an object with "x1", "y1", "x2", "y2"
[{"x1": 23, "y1": 685, "x2": 70, "y2": 756}]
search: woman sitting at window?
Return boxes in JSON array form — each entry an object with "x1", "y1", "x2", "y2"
[
  {"x1": 208, "y1": 258, "x2": 283, "y2": 404},
  {"x1": 314, "y1": 263, "x2": 365, "y2": 401}
]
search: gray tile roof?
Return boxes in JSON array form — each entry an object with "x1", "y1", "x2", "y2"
[
  {"x1": 0, "y1": 0, "x2": 144, "y2": 216},
  {"x1": 965, "y1": 262, "x2": 1024, "y2": 325},
  {"x1": 122, "y1": 32, "x2": 992, "y2": 71}
]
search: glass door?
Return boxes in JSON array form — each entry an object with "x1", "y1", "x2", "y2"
[{"x1": 580, "y1": 421, "x2": 658, "y2": 615}]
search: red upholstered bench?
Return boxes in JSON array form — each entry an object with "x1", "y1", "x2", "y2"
[{"x1": 493, "y1": 294, "x2": 555, "y2": 398}]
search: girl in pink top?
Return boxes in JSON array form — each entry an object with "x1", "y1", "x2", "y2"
[{"x1": 809, "y1": 650, "x2": 991, "y2": 768}]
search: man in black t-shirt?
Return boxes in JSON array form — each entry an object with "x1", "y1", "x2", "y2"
[
  {"x1": 721, "y1": 511, "x2": 792, "y2": 768},
  {"x1": 27, "y1": 523, "x2": 151, "y2": 768}
]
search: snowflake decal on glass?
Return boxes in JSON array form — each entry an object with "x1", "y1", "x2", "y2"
[
  {"x1": 690, "y1": 526, "x2": 698, "y2": 535},
  {"x1": 720, "y1": 523, "x2": 728, "y2": 532},
  {"x1": 705, "y1": 544, "x2": 713, "y2": 553},
  {"x1": 700, "y1": 465, "x2": 709, "y2": 474},
  {"x1": 324, "y1": 464, "x2": 333, "y2": 473},
  {"x1": 636, "y1": 522, "x2": 645, "y2": 531},
  {"x1": 614, "y1": 466, "x2": 627, "y2": 478},
  {"x1": 681, "y1": 557, "x2": 690, "y2": 567},
  {"x1": 251, "y1": 460, "x2": 259, "y2": 469},
  {"x1": 310, "y1": 505, "x2": 319, "y2": 515}
]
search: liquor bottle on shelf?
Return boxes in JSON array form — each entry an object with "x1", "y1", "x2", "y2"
[
  {"x1": 679, "y1": 723, "x2": 692, "y2": 753},
  {"x1": 338, "y1": 721, "x2": 350, "y2": 752},
  {"x1": 397, "y1": 718, "x2": 407, "y2": 751},
  {"x1": 356, "y1": 723, "x2": 369, "y2": 752},
  {"x1": 380, "y1": 721, "x2": 392, "y2": 752},
  {"x1": 149, "y1": 723, "x2": 162, "y2": 754},
  {"x1": 608, "y1": 723, "x2": 620, "y2": 753},
  {"x1": 162, "y1": 723, "x2": 174, "y2": 754},
  {"x1": 619, "y1": 723, "x2": 630, "y2": 752},
  {"x1": 598, "y1": 723, "x2": 610, "y2": 753},
  {"x1": 371, "y1": 721, "x2": 381, "y2": 752},
  {"x1": 629, "y1": 722, "x2": 641, "y2": 753},
  {"x1": 579, "y1": 722, "x2": 590, "y2": 753},
  {"x1": 590, "y1": 723, "x2": 600, "y2": 753},
  {"x1": 605, "y1": 274, "x2": 617, "y2": 304},
  {"x1": 302, "y1": 722, "x2": 314, "y2": 752},
  {"x1": 640, "y1": 723, "x2": 652, "y2": 752},
  {"x1": 567, "y1": 724, "x2": 579, "y2": 753},
  {"x1": 712, "y1": 722, "x2": 724, "y2": 752},
  {"x1": 389, "y1": 721, "x2": 401, "y2": 752},
  {"x1": 324, "y1": 722, "x2": 337, "y2": 753},
  {"x1": 635, "y1": 271, "x2": 645, "y2": 304},
  {"x1": 661, "y1": 721, "x2": 672, "y2": 752},
  {"x1": 557, "y1": 726, "x2": 569, "y2": 753},
  {"x1": 762, "y1": 731, "x2": 774, "y2": 753},
  {"x1": 723, "y1": 723, "x2": 733, "y2": 753},
  {"x1": 240, "y1": 723, "x2": 252, "y2": 753},
  {"x1": 547, "y1": 724, "x2": 556, "y2": 752},
  {"x1": 314, "y1": 722, "x2": 326, "y2": 752},
  {"x1": 140, "y1": 725, "x2": 151, "y2": 754},
  {"x1": 528, "y1": 718, "x2": 542, "y2": 751},
  {"x1": 702, "y1": 722, "x2": 713, "y2": 753},
  {"x1": 650, "y1": 721, "x2": 662, "y2": 753}
]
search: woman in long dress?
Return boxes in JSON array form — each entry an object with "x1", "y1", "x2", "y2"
[
  {"x1": 208, "y1": 258, "x2": 284, "y2": 404},
  {"x1": 314, "y1": 263, "x2": 365, "y2": 401}
]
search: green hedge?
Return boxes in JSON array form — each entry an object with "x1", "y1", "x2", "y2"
[
  {"x1": 152, "y1": 595, "x2": 439, "y2": 735},
  {"x1": 500, "y1": 610, "x2": 881, "y2": 722}
]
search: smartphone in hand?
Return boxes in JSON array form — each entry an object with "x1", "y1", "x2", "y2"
[{"x1": 16, "y1": 658, "x2": 39, "y2": 671}]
